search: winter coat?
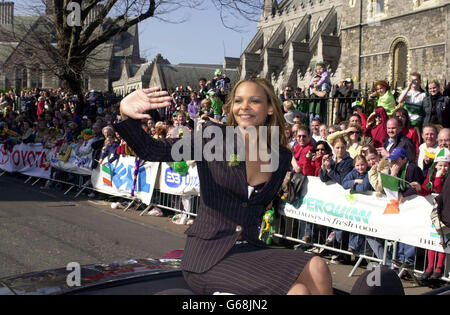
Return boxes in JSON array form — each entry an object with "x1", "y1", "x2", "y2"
[
  {"x1": 293, "y1": 142, "x2": 315, "y2": 176},
  {"x1": 320, "y1": 153, "x2": 353, "y2": 185},
  {"x1": 419, "y1": 173, "x2": 445, "y2": 196},
  {"x1": 377, "y1": 91, "x2": 396, "y2": 116},
  {"x1": 364, "y1": 107, "x2": 388, "y2": 148},
  {"x1": 383, "y1": 133, "x2": 417, "y2": 163},
  {"x1": 342, "y1": 168, "x2": 373, "y2": 193},
  {"x1": 423, "y1": 93, "x2": 450, "y2": 128}
]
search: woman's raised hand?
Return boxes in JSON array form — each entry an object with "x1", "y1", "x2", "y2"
[{"x1": 120, "y1": 87, "x2": 172, "y2": 120}]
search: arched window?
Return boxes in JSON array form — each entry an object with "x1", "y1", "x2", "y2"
[
  {"x1": 367, "y1": 0, "x2": 388, "y2": 21},
  {"x1": 392, "y1": 41, "x2": 408, "y2": 87}
]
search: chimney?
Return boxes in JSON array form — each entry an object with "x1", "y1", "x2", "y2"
[{"x1": 0, "y1": 1, "x2": 14, "y2": 25}]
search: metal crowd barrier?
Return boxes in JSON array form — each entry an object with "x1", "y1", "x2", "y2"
[
  {"x1": 141, "y1": 190, "x2": 199, "y2": 218},
  {"x1": 275, "y1": 215, "x2": 450, "y2": 283},
  {"x1": 3, "y1": 167, "x2": 450, "y2": 284}
]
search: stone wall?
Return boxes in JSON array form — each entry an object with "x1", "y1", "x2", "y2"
[
  {"x1": 245, "y1": 0, "x2": 449, "y2": 91},
  {"x1": 340, "y1": 0, "x2": 449, "y2": 89}
]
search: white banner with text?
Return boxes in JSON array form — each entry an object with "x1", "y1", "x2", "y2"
[
  {"x1": 91, "y1": 156, "x2": 160, "y2": 205},
  {"x1": 281, "y1": 176, "x2": 449, "y2": 253},
  {"x1": 0, "y1": 143, "x2": 51, "y2": 179}
]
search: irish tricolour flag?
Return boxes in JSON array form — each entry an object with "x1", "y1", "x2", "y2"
[
  {"x1": 102, "y1": 164, "x2": 112, "y2": 187},
  {"x1": 380, "y1": 172, "x2": 400, "y2": 214}
]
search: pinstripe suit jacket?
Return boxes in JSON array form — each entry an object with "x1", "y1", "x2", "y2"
[{"x1": 114, "y1": 118, "x2": 292, "y2": 273}]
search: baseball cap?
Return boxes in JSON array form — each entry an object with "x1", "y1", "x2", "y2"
[
  {"x1": 345, "y1": 78, "x2": 353, "y2": 83},
  {"x1": 387, "y1": 147, "x2": 408, "y2": 160},
  {"x1": 70, "y1": 116, "x2": 82, "y2": 125},
  {"x1": 214, "y1": 69, "x2": 222, "y2": 76}
]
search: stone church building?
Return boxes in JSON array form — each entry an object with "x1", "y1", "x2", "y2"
[
  {"x1": 241, "y1": 0, "x2": 450, "y2": 93},
  {"x1": 0, "y1": 1, "x2": 144, "y2": 92}
]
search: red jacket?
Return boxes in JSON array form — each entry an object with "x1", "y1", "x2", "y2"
[
  {"x1": 402, "y1": 128, "x2": 419, "y2": 161},
  {"x1": 365, "y1": 107, "x2": 388, "y2": 148},
  {"x1": 310, "y1": 157, "x2": 322, "y2": 177},
  {"x1": 293, "y1": 142, "x2": 315, "y2": 176},
  {"x1": 37, "y1": 101, "x2": 45, "y2": 119},
  {"x1": 419, "y1": 174, "x2": 444, "y2": 196},
  {"x1": 359, "y1": 113, "x2": 367, "y2": 132}
]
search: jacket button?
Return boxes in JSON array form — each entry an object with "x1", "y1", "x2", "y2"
[
  {"x1": 235, "y1": 225, "x2": 242, "y2": 232},
  {"x1": 242, "y1": 202, "x2": 248, "y2": 207}
]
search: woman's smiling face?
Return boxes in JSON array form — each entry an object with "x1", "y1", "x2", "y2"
[{"x1": 232, "y1": 81, "x2": 273, "y2": 129}]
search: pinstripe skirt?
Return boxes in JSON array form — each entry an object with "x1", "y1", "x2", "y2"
[{"x1": 182, "y1": 243, "x2": 314, "y2": 295}]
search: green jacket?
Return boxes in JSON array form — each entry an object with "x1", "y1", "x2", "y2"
[
  {"x1": 377, "y1": 91, "x2": 396, "y2": 116},
  {"x1": 211, "y1": 98, "x2": 223, "y2": 116}
]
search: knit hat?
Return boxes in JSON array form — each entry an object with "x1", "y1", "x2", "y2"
[
  {"x1": 81, "y1": 128, "x2": 94, "y2": 140},
  {"x1": 434, "y1": 148, "x2": 450, "y2": 163},
  {"x1": 172, "y1": 161, "x2": 189, "y2": 176},
  {"x1": 426, "y1": 148, "x2": 450, "y2": 191}
]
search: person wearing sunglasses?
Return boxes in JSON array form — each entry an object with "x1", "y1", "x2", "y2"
[
  {"x1": 326, "y1": 123, "x2": 364, "y2": 159},
  {"x1": 291, "y1": 125, "x2": 315, "y2": 176}
]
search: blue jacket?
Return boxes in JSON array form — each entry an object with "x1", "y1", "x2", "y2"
[
  {"x1": 320, "y1": 153, "x2": 353, "y2": 185},
  {"x1": 101, "y1": 141, "x2": 119, "y2": 163},
  {"x1": 342, "y1": 168, "x2": 373, "y2": 193}
]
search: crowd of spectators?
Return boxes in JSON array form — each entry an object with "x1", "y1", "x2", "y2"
[
  {"x1": 286, "y1": 70, "x2": 449, "y2": 281},
  {"x1": 1, "y1": 67, "x2": 449, "y2": 281}
]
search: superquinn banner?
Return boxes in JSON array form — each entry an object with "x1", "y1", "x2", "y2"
[
  {"x1": 281, "y1": 176, "x2": 450, "y2": 253},
  {"x1": 91, "y1": 156, "x2": 160, "y2": 205},
  {"x1": 0, "y1": 143, "x2": 51, "y2": 179},
  {"x1": 158, "y1": 162, "x2": 200, "y2": 196}
]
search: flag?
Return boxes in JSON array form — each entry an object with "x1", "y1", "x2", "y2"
[
  {"x1": 380, "y1": 173, "x2": 400, "y2": 214},
  {"x1": 102, "y1": 164, "x2": 112, "y2": 187},
  {"x1": 424, "y1": 148, "x2": 437, "y2": 159}
]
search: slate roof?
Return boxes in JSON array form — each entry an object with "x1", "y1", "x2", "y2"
[
  {"x1": 158, "y1": 64, "x2": 239, "y2": 90},
  {"x1": 0, "y1": 15, "x2": 40, "y2": 66}
]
